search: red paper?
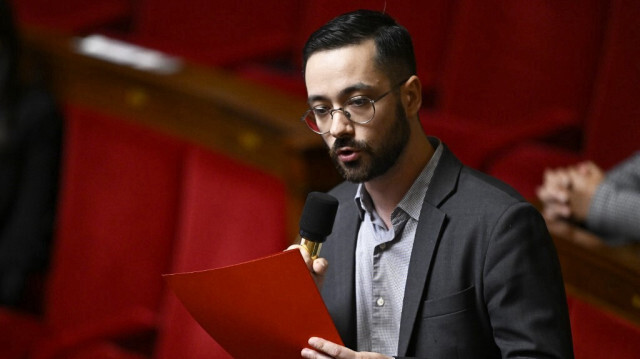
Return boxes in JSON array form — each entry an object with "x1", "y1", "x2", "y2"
[{"x1": 164, "y1": 249, "x2": 343, "y2": 358}]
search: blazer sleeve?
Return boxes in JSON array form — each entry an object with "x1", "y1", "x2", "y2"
[
  {"x1": 587, "y1": 152, "x2": 640, "y2": 241},
  {"x1": 482, "y1": 202, "x2": 574, "y2": 359}
]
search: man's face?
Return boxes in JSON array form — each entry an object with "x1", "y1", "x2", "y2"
[{"x1": 304, "y1": 40, "x2": 409, "y2": 183}]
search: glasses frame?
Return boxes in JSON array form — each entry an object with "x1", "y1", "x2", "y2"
[{"x1": 301, "y1": 77, "x2": 410, "y2": 134}]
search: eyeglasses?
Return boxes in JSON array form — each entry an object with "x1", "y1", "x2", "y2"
[{"x1": 301, "y1": 78, "x2": 410, "y2": 134}]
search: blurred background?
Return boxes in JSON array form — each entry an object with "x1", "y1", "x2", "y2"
[{"x1": 1, "y1": 0, "x2": 639, "y2": 358}]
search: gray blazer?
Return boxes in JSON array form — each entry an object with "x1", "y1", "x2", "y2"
[
  {"x1": 321, "y1": 143, "x2": 573, "y2": 358},
  {"x1": 588, "y1": 152, "x2": 640, "y2": 242}
]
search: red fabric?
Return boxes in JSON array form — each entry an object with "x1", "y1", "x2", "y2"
[
  {"x1": 0, "y1": 105, "x2": 185, "y2": 358},
  {"x1": 0, "y1": 309, "x2": 43, "y2": 359},
  {"x1": 45, "y1": 105, "x2": 184, "y2": 331},
  {"x1": 154, "y1": 146, "x2": 288, "y2": 359},
  {"x1": 235, "y1": 0, "x2": 458, "y2": 99},
  {"x1": 128, "y1": 0, "x2": 301, "y2": 66},
  {"x1": 57, "y1": 342, "x2": 149, "y2": 359},
  {"x1": 426, "y1": 0, "x2": 608, "y2": 169},
  {"x1": 485, "y1": 142, "x2": 583, "y2": 199},
  {"x1": 439, "y1": 0, "x2": 607, "y2": 122},
  {"x1": 486, "y1": 0, "x2": 640, "y2": 197},
  {"x1": 30, "y1": 307, "x2": 156, "y2": 359},
  {"x1": 422, "y1": 107, "x2": 579, "y2": 170},
  {"x1": 10, "y1": 0, "x2": 132, "y2": 32},
  {"x1": 582, "y1": 0, "x2": 640, "y2": 169},
  {"x1": 569, "y1": 296, "x2": 640, "y2": 359}
]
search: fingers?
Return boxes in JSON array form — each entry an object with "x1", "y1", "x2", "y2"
[
  {"x1": 538, "y1": 168, "x2": 571, "y2": 204},
  {"x1": 542, "y1": 202, "x2": 571, "y2": 220},
  {"x1": 301, "y1": 338, "x2": 393, "y2": 359},
  {"x1": 538, "y1": 166, "x2": 575, "y2": 221},
  {"x1": 302, "y1": 337, "x2": 353, "y2": 359},
  {"x1": 288, "y1": 244, "x2": 313, "y2": 265},
  {"x1": 312, "y1": 257, "x2": 329, "y2": 276},
  {"x1": 287, "y1": 244, "x2": 315, "y2": 273},
  {"x1": 287, "y1": 244, "x2": 328, "y2": 288}
]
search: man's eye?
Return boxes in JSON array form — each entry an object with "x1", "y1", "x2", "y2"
[
  {"x1": 347, "y1": 97, "x2": 370, "y2": 107},
  {"x1": 313, "y1": 107, "x2": 330, "y2": 115}
]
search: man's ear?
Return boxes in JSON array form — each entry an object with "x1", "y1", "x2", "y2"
[{"x1": 402, "y1": 75, "x2": 422, "y2": 117}]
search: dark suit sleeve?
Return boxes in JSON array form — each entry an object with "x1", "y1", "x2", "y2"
[{"x1": 482, "y1": 202, "x2": 574, "y2": 358}]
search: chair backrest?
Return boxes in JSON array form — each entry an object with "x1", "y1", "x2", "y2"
[
  {"x1": 569, "y1": 295, "x2": 640, "y2": 359},
  {"x1": 131, "y1": 0, "x2": 301, "y2": 66},
  {"x1": 439, "y1": 0, "x2": 608, "y2": 125},
  {"x1": 45, "y1": 105, "x2": 184, "y2": 330},
  {"x1": 153, "y1": 146, "x2": 288, "y2": 359},
  {"x1": 10, "y1": 0, "x2": 132, "y2": 32},
  {"x1": 583, "y1": 0, "x2": 640, "y2": 169},
  {"x1": 292, "y1": 0, "x2": 458, "y2": 82}
]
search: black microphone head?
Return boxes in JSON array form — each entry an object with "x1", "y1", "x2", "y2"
[{"x1": 299, "y1": 192, "x2": 339, "y2": 243}]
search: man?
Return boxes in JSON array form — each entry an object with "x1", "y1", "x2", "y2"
[
  {"x1": 537, "y1": 154, "x2": 640, "y2": 243},
  {"x1": 292, "y1": 10, "x2": 573, "y2": 359}
]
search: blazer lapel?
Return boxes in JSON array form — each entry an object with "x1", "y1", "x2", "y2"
[
  {"x1": 327, "y1": 191, "x2": 360, "y2": 349},
  {"x1": 397, "y1": 143, "x2": 462, "y2": 356}
]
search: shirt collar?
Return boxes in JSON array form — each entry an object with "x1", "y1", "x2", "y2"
[{"x1": 354, "y1": 139, "x2": 443, "y2": 222}]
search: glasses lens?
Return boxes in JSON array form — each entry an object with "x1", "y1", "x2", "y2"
[
  {"x1": 345, "y1": 97, "x2": 374, "y2": 123},
  {"x1": 303, "y1": 111, "x2": 324, "y2": 133}
]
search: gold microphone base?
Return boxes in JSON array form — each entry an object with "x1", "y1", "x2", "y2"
[{"x1": 300, "y1": 238, "x2": 322, "y2": 260}]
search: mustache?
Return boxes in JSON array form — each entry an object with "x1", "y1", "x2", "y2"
[{"x1": 331, "y1": 138, "x2": 368, "y2": 153}]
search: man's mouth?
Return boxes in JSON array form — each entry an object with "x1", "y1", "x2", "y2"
[{"x1": 336, "y1": 147, "x2": 360, "y2": 162}]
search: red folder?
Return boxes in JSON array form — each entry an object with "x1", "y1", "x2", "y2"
[{"x1": 164, "y1": 249, "x2": 343, "y2": 358}]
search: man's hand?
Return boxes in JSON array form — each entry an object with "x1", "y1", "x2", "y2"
[
  {"x1": 537, "y1": 167, "x2": 572, "y2": 220},
  {"x1": 287, "y1": 244, "x2": 329, "y2": 289},
  {"x1": 301, "y1": 337, "x2": 393, "y2": 359},
  {"x1": 537, "y1": 161, "x2": 604, "y2": 223},
  {"x1": 567, "y1": 161, "x2": 604, "y2": 222}
]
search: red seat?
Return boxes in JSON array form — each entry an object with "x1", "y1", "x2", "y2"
[
  {"x1": 568, "y1": 295, "x2": 640, "y2": 359},
  {"x1": 10, "y1": 0, "x2": 132, "y2": 33},
  {"x1": 487, "y1": 0, "x2": 640, "y2": 198},
  {"x1": 126, "y1": 0, "x2": 301, "y2": 67},
  {"x1": 0, "y1": 105, "x2": 185, "y2": 359},
  {"x1": 235, "y1": 0, "x2": 458, "y2": 101},
  {"x1": 422, "y1": 0, "x2": 609, "y2": 169},
  {"x1": 152, "y1": 145, "x2": 288, "y2": 359},
  {"x1": 41, "y1": 141, "x2": 290, "y2": 359}
]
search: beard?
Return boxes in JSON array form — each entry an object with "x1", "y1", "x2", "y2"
[{"x1": 329, "y1": 101, "x2": 410, "y2": 183}]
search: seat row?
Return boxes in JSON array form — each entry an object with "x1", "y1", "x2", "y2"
[
  {"x1": 15, "y1": 0, "x2": 635, "y2": 199},
  {"x1": 0, "y1": 106, "x2": 287, "y2": 359},
  {"x1": 5, "y1": 0, "x2": 640, "y2": 358}
]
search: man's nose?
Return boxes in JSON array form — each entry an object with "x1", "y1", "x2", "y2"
[{"x1": 329, "y1": 110, "x2": 354, "y2": 137}]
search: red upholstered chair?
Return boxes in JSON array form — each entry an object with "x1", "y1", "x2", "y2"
[
  {"x1": 235, "y1": 0, "x2": 458, "y2": 101},
  {"x1": 0, "y1": 105, "x2": 185, "y2": 359},
  {"x1": 486, "y1": 0, "x2": 640, "y2": 199},
  {"x1": 568, "y1": 295, "x2": 640, "y2": 359},
  {"x1": 421, "y1": 0, "x2": 609, "y2": 169},
  {"x1": 9, "y1": 0, "x2": 132, "y2": 32},
  {"x1": 125, "y1": 0, "x2": 301, "y2": 67},
  {"x1": 47, "y1": 342, "x2": 149, "y2": 359},
  {"x1": 152, "y1": 145, "x2": 288, "y2": 359}
]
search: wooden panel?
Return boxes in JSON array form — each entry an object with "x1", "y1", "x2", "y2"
[{"x1": 546, "y1": 219, "x2": 640, "y2": 327}]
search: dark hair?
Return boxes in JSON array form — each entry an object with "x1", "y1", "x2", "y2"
[{"x1": 302, "y1": 9, "x2": 416, "y2": 84}]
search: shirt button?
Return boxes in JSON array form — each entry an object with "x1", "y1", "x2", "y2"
[{"x1": 376, "y1": 297, "x2": 385, "y2": 306}]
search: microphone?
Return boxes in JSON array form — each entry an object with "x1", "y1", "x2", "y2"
[{"x1": 299, "y1": 192, "x2": 339, "y2": 260}]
